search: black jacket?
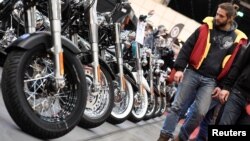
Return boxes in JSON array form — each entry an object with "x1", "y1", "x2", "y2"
[
  {"x1": 228, "y1": 42, "x2": 250, "y2": 98},
  {"x1": 220, "y1": 43, "x2": 250, "y2": 98},
  {"x1": 174, "y1": 22, "x2": 238, "y2": 78}
]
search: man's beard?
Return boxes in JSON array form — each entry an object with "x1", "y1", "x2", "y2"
[{"x1": 214, "y1": 19, "x2": 228, "y2": 28}]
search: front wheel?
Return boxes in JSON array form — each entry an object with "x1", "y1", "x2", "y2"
[
  {"x1": 154, "y1": 96, "x2": 166, "y2": 117},
  {"x1": 144, "y1": 93, "x2": 157, "y2": 120},
  {"x1": 1, "y1": 46, "x2": 87, "y2": 139},
  {"x1": 107, "y1": 77, "x2": 134, "y2": 124},
  {"x1": 129, "y1": 89, "x2": 148, "y2": 122},
  {"x1": 79, "y1": 65, "x2": 114, "y2": 128}
]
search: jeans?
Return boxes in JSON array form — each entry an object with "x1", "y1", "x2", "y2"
[
  {"x1": 219, "y1": 88, "x2": 248, "y2": 125},
  {"x1": 160, "y1": 69, "x2": 216, "y2": 140},
  {"x1": 195, "y1": 100, "x2": 221, "y2": 141}
]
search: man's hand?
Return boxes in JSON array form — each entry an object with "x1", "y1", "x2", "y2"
[
  {"x1": 218, "y1": 90, "x2": 230, "y2": 104},
  {"x1": 212, "y1": 87, "x2": 221, "y2": 99},
  {"x1": 174, "y1": 71, "x2": 184, "y2": 83}
]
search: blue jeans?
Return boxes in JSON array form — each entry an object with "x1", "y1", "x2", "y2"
[
  {"x1": 195, "y1": 100, "x2": 221, "y2": 141},
  {"x1": 161, "y1": 69, "x2": 216, "y2": 140},
  {"x1": 219, "y1": 88, "x2": 248, "y2": 125}
]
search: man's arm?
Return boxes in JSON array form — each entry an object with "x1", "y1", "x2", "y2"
[
  {"x1": 174, "y1": 27, "x2": 200, "y2": 71},
  {"x1": 219, "y1": 41, "x2": 248, "y2": 91},
  {"x1": 218, "y1": 40, "x2": 249, "y2": 103}
]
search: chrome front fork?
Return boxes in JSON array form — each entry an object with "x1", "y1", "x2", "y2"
[
  {"x1": 149, "y1": 52, "x2": 154, "y2": 97},
  {"x1": 89, "y1": 0, "x2": 100, "y2": 95},
  {"x1": 135, "y1": 43, "x2": 143, "y2": 95},
  {"x1": 24, "y1": 3, "x2": 36, "y2": 33},
  {"x1": 71, "y1": 33, "x2": 78, "y2": 45},
  {"x1": 49, "y1": 0, "x2": 65, "y2": 88},
  {"x1": 114, "y1": 23, "x2": 125, "y2": 93}
]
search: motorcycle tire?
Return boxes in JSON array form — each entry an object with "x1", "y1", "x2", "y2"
[
  {"x1": 1, "y1": 45, "x2": 87, "y2": 139},
  {"x1": 129, "y1": 89, "x2": 148, "y2": 123},
  {"x1": 79, "y1": 65, "x2": 114, "y2": 128},
  {"x1": 156, "y1": 96, "x2": 167, "y2": 117},
  {"x1": 144, "y1": 93, "x2": 157, "y2": 120},
  {"x1": 107, "y1": 77, "x2": 134, "y2": 124}
]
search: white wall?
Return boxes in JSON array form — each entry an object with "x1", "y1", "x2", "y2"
[{"x1": 129, "y1": 0, "x2": 201, "y2": 41}]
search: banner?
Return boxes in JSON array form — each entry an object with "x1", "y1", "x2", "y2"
[
  {"x1": 165, "y1": 23, "x2": 184, "y2": 47},
  {"x1": 135, "y1": 21, "x2": 146, "y2": 45}
]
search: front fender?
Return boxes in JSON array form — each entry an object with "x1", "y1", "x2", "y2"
[
  {"x1": 132, "y1": 71, "x2": 150, "y2": 93},
  {"x1": 5, "y1": 32, "x2": 81, "y2": 54},
  {"x1": 81, "y1": 56, "x2": 116, "y2": 80},
  {"x1": 99, "y1": 58, "x2": 115, "y2": 80}
]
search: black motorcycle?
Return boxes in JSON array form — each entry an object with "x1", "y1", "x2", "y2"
[{"x1": 1, "y1": 0, "x2": 87, "y2": 139}]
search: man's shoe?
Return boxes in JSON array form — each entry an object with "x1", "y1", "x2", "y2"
[{"x1": 157, "y1": 132, "x2": 171, "y2": 141}]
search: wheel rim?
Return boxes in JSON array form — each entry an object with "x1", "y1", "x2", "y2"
[
  {"x1": 132, "y1": 90, "x2": 148, "y2": 118},
  {"x1": 24, "y1": 52, "x2": 79, "y2": 122},
  {"x1": 160, "y1": 98, "x2": 167, "y2": 114},
  {"x1": 111, "y1": 79, "x2": 132, "y2": 118},
  {"x1": 154, "y1": 97, "x2": 161, "y2": 115},
  {"x1": 84, "y1": 66, "x2": 110, "y2": 118},
  {"x1": 145, "y1": 95, "x2": 156, "y2": 116}
]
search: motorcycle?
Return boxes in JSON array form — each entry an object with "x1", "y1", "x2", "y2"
[
  {"x1": 96, "y1": 8, "x2": 135, "y2": 124},
  {"x1": 1, "y1": 0, "x2": 87, "y2": 139},
  {"x1": 68, "y1": 0, "x2": 116, "y2": 128},
  {"x1": 76, "y1": 0, "x2": 135, "y2": 125}
]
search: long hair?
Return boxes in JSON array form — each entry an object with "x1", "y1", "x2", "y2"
[{"x1": 218, "y1": 2, "x2": 239, "y2": 18}]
